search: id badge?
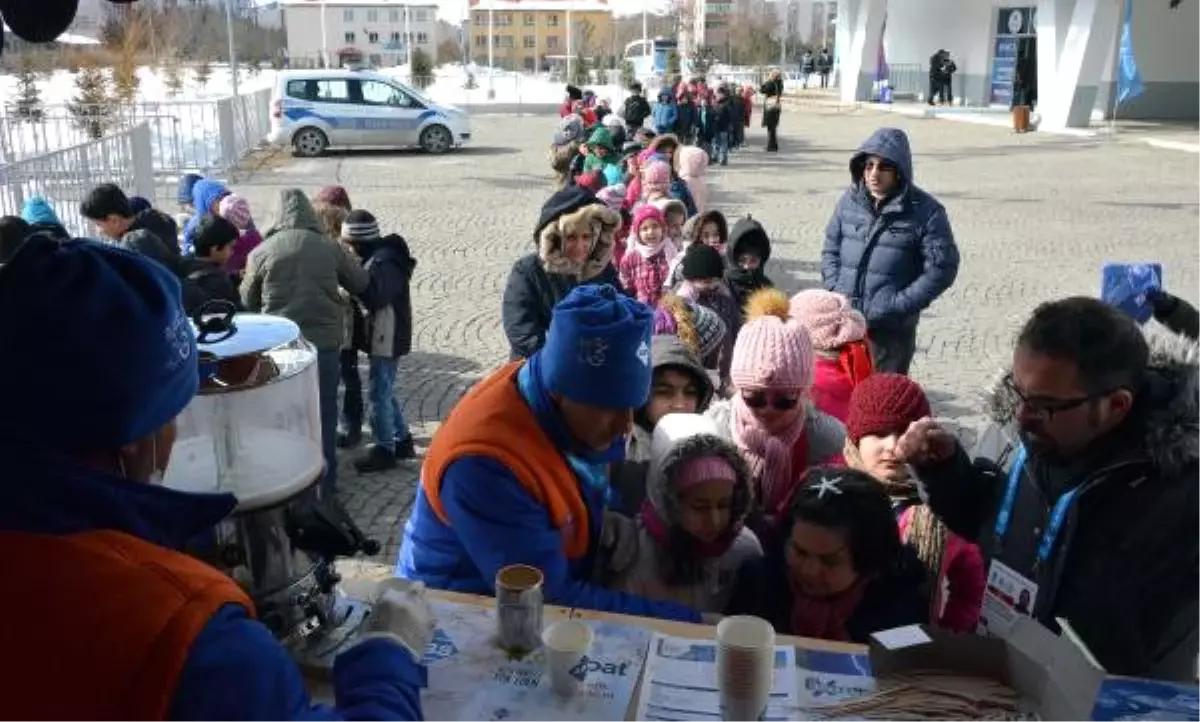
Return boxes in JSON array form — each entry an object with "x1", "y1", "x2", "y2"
[{"x1": 977, "y1": 560, "x2": 1038, "y2": 638}]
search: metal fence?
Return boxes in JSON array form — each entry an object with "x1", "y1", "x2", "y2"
[{"x1": 0, "y1": 123, "x2": 155, "y2": 237}]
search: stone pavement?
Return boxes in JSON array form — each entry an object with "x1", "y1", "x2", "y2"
[{"x1": 228, "y1": 107, "x2": 1199, "y2": 565}]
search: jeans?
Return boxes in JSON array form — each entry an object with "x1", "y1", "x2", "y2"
[
  {"x1": 316, "y1": 349, "x2": 341, "y2": 494},
  {"x1": 713, "y1": 131, "x2": 729, "y2": 164},
  {"x1": 868, "y1": 324, "x2": 919, "y2": 375},
  {"x1": 339, "y1": 348, "x2": 363, "y2": 433},
  {"x1": 368, "y1": 356, "x2": 409, "y2": 450}
]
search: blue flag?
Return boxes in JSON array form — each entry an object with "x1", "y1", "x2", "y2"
[{"x1": 1117, "y1": 0, "x2": 1145, "y2": 106}]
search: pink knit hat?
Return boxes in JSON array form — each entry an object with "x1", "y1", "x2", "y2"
[
  {"x1": 789, "y1": 290, "x2": 867, "y2": 351},
  {"x1": 631, "y1": 205, "x2": 665, "y2": 238},
  {"x1": 217, "y1": 194, "x2": 252, "y2": 230},
  {"x1": 677, "y1": 455, "x2": 738, "y2": 489},
  {"x1": 731, "y1": 312, "x2": 815, "y2": 391},
  {"x1": 642, "y1": 160, "x2": 671, "y2": 195}
]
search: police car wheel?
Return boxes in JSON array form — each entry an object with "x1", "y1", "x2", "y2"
[
  {"x1": 293, "y1": 128, "x2": 328, "y2": 158},
  {"x1": 420, "y1": 125, "x2": 452, "y2": 154}
]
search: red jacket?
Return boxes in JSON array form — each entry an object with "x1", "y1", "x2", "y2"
[
  {"x1": 811, "y1": 343, "x2": 874, "y2": 423},
  {"x1": 898, "y1": 506, "x2": 986, "y2": 633}
]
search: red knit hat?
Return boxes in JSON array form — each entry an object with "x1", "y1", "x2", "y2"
[{"x1": 846, "y1": 373, "x2": 931, "y2": 443}]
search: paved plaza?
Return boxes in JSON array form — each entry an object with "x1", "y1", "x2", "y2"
[{"x1": 229, "y1": 108, "x2": 1200, "y2": 564}]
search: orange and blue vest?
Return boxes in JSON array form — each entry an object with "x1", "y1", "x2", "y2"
[{"x1": 0, "y1": 528, "x2": 252, "y2": 720}]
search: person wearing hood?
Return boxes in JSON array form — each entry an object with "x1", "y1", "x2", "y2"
[
  {"x1": 844, "y1": 373, "x2": 984, "y2": 633},
  {"x1": 0, "y1": 235, "x2": 431, "y2": 720},
  {"x1": 241, "y1": 189, "x2": 372, "y2": 495},
  {"x1": 706, "y1": 289, "x2": 846, "y2": 536},
  {"x1": 20, "y1": 195, "x2": 70, "y2": 241},
  {"x1": 550, "y1": 115, "x2": 587, "y2": 189},
  {"x1": 340, "y1": 210, "x2": 419, "y2": 473},
  {"x1": 612, "y1": 334, "x2": 716, "y2": 516},
  {"x1": 582, "y1": 125, "x2": 623, "y2": 187},
  {"x1": 821, "y1": 127, "x2": 959, "y2": 375},
  {"x1": 897, "y1": 297, "x2": 1199, "y2": 681},
  {"x1": 596, "y1": 413, "x2": 762, "y2": 615},
  {"x1": 80, "y1": 183, "x2": 182, "y2": 271},
  {"x1": 181, "y1": 178, "x2": 232, "y2": 255},
  {"x1": 676, "y1": 145, "x2": 709, "y2": 214},
  {"x1": 502, "y1": 186, "x2": 623, "y2": 359},
  {"x1": 398, "y1": 285, "x2": 702, "y2": 623},
  {"x1": 727, "y1": 466, "x2": 930, "y2": 642},
  {"x1": 177, "y1": 172, "x2": 204, "y2": 214},
  {"x1": 789, "y1": 289, "x2": 874, "y2": 422},
  {"x1": 652, "y1": 88, "x2": 679, "y2": 135},
  {"x1": 602, "y1": 112, "x2": 627, "y2": 150},
  {"x1": 724, "y1": 214, "x2": 774, "y2": 312}
]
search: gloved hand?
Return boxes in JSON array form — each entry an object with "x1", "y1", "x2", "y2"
[{"x1": 357, "y1": 578, "x2": 437, "y2": 662}]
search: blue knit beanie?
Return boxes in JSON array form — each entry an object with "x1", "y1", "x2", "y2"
[
  {"x1": 0, "y1": 236, "x2": 198, "y2": 449},
  {"x1": 20, "y1": 195, "x2": 60, "y2": 226},
  {"x1": 177, "y1": 173, "x2": 204, "y2": 205},
  {"x1": 539, "y1": 284, "x2": 654, "y2": 409}
]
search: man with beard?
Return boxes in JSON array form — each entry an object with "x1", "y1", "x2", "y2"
[{"x1": 896, "y1": 297, "x2": 1198, "y2": 682}]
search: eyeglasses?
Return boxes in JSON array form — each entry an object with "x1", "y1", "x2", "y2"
[
  {"x1": 1002, "y1": 373, "x2": 1118, "y2": 422},
  {"x1": 741, "y1": 391, "x2": 801, "y2": 411}
]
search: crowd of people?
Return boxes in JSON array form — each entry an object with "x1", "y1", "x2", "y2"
[{"x1": 0, "y1": 75, "x2": 1197, "y2": 720}]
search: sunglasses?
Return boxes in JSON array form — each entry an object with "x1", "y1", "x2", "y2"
[{"x1": 741, "y1": 391, "x2": 801, "y2": 411}]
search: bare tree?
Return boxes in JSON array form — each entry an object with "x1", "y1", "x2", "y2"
[
  {"x1": 112, "y1": 5, "x2": 149, "y2": 107},
  {"x1": 436, "y1": 38, "x2": 462, "y2": 65}
]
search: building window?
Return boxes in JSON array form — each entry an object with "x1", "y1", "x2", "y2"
[
  {"x1": 524, "y1": 56, "x2": 536, "y2": 70},
  {"x1": 496, "y1": 12, "x2": 512, "y2": 25},
  {"x1": 368, "y1": 31, "x2": 379, "y2": 43},
  {"x1": 547, "y1": 14, "x2": 558, "y2": 26},
  {"x1": 391, "y1": 31, "x2": 401, "y2": 42},
  {"x1": 389, "y1": 9, "x2": 400, "y2": 22},
  {"x1": 367, "y1": 9, "x2": 378, "y2": 21},
  {"x1": 546, "y1": 35, "x2": 559, "y2": 49},
  {"x1": 412, "y1": 31, "x2": 425, "y2": 44},
  {"x1": 342, "y1": 9, "x2": 353, "y2": 21},
  {"x1": 500, "y1": 35, "x2": 514, "y2": 47},
  {"x1": 413, "y1": 9, "x2": 429, "y2": 21},
  {"x1": 475, "y1": 35, "x2": 487, "y2": 46},
  {"x1": 523, "y1": 34, "x2": 535, "y2": 48},
  {"x1": 523, "y1": 12, "x2": 535, "y2": 25},
  {"x1": 344, "y1": 31, "x2": 356, "y2": 43}
]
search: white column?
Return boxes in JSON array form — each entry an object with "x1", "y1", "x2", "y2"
[
  {"x1": 567, "y1": 4, "x2": 574, "y2": 79},
  {"x1": 838, "y1": 0, "x2": 885, "y2": 102},
  {"x1": 405, "y1": 6, "x2": 413, "y2": 72},
  {"x1": 834, "y1": 0, "x2": 859, "y2": 83},
  {"x1": 319, "y1": 0, "x2": 329, "y2": 67},
  {"x1": 1039, "y1": 0, "x2": 1121, "y2": 128}
]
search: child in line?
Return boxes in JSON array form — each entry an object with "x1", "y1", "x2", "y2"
[
  {"x1": 711, "y1": 85, "x2": 735, "y2": 165},
  {"x1": 653, "y1": 198, "x2": 688, "y2": 250},
  {"x1": 639, "y1": 160, "x2": 673, "y2": 206},
  {"x1": 789, "y1": 290, "x2": 874, "y2": 422},
  {"x1": 598, "y1": 413, "x2": 762, "y2": 615},
  {"x1": 620, "y1": 205, "x2": 676, "y2": 307},
  {"x1": 217, "y1": 194, "x2": 264, "y2": 282},
  {"x1": 665, "y1": 208, "x2": 726, "y2": 292},
  {"x1": 341, "y1": 209, "x2": 419, "y2": 471},
  {"x1": 182, "y1": 178, "x2": 229, "y2": 255},
  {"x1": 582, "y1": 125, "x2": 623, "y2": 187},
  {"x1": 653, "y1": 295, "x2": 728, "y2": 379},
  {"x1": 179, "y1": 215, "x2": 243, "y2": 315},
  {"x1": 725, "y1": 215, "x2": 774, "y2": 313},
  {"x1": 676, "y1": 145, "x2": 710, "y2": 213},
  {"x1": 595, "y1": 184, "x2": 630, "y2": 268},
  {"x1": 677, "y1": 242, "x2": 741, "y2": 395},
  {"x1": 652, "y1": 88, "x2": 678, "y2": 135}
]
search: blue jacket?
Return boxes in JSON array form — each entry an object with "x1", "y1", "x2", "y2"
[
  {"x1": 182, "y1": 179, "x2": 230, "y2": 255},
  {"x1": 670, "y1": 177, "x2": 698, "y2": 216},
  {"x1": 652, "y1": 89, "x2": 678, "y2": 135},
  {"x1": 820, "y1": 128, "x2": 960, "y2": 330},
  {"x1": 0, "y1": 441, "x2": 424, "y2": 721},
  {"x1": 396, "y1": 364, "x2": 702, "y2": 623}
]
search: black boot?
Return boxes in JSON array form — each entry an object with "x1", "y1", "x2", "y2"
[
  {"x1": 353, "y1": 444, "x2": 397, "y2": 473},
  {"x1": 337, "y1": 428, "x2": 363, "y2": 449},
  {"x1": 393, "y1": 433, "x2": 417, "y2": 460}
]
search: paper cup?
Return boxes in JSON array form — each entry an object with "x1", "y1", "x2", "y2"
[
  {"x1": 715, "y1": 616, "x2": 775, "y2": 721},
  {"x1": 495, "y1": 564, "x2": 544, "y2": 657},
  {"x1": 542, "y1": 620, "x2": 595, "y2": 698}
]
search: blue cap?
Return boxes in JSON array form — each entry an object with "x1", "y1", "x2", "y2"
[
  {"x1": 20, "y1": 195, "x2": 60, "y2": 226},
  {"x1": 0, "y1": 236, "x2": 198, "y2": 449},
  {"x1": 539, "y1": 284, "x2": 653, "y2": 409}
]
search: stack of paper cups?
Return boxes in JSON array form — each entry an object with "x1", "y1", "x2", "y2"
[
  {"x1": 542, "y1": 621, "x2": 595, "y2": 697},
  {"x1": 715, "y1": 616, "x2": 776, "y2": 721}
]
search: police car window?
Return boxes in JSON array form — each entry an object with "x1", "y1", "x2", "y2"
[
  {"x1": 359, "y1": 80, "x2": 416, "y2": 108},
  {"x1": 287, "y1": 79, "x2": 351, "y2": 103}
]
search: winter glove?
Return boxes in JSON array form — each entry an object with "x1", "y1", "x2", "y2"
[{"x1": 356, "y1": 578, "x2": 437, "y2": 661}]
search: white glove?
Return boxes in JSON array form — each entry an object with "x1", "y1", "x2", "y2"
[{"x1": 357, "y1": 578, "x2": 437, "y2": 661}]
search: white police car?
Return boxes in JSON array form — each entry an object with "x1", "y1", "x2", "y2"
[{"x1": 268, "y1": 69, "x2": 471, "y2": 156}]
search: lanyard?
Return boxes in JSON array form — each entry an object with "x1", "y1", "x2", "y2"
[{"x1": 993, "y1": 445, "x2": 1081, "y2": 566}]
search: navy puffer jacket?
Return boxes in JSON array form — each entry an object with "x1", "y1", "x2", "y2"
[{"x1": 820, "y1": 127, "x2": 959, "y2": 331}]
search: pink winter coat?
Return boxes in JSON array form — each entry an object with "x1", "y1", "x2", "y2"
[
  {"x1": 226, "y1": 226, "x2": 264, "y2": 276},
  {"x1": 898, "y1": 506, "x2": 986, "y2": 633},
  {"x1": 676, "y1": 146, "x2": 709, "y2": 214}
]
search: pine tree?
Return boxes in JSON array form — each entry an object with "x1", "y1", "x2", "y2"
[
  {"x1": 570, "y1": 52, "x2": 589, "y2": 87},
  {"x1": 620, "y1": 59, "x2": 635, "y2": 89},
  {"x1": 193, "y1": 58, "x2": 213, "y2": 89},
  {"x1": 12, "y1": 54, "x2": 43, "y2": 121},
  {"x1": 69, "y1": 64, "x2": 113, "y2": 140},
  {"x1": 410, "y1": 47, "x2": 434, "y2": 88}
]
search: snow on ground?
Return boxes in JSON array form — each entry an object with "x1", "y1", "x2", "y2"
[{"x1": 379, "y1": 63, "x2": 629, "y2": 108}]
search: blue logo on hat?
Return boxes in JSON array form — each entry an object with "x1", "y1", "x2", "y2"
[
  {"x1": 164, "y1": 313, "x2": 193, "y2": 371},
  {"x1": 578, "y1": 338, "x2": 609, "y2": 367}
]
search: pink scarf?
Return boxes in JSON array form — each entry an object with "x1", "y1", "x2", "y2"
[
  {"x1": 789, "y1": 578, "x2": 867, "y2": 641},
  {"x1": 732, "y1": 394, "x2": 807, "y2": 516}
]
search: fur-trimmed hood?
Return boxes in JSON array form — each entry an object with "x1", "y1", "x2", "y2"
[
  {"x1": 985, "y1": 325, "x2": 1199, "y2": 477},
  {"x1": 538, "y1": 202, "x2": 621, "y2": 281},
  {"x1": 646, "y1": 413, "x2": 753, "y2": 529}
]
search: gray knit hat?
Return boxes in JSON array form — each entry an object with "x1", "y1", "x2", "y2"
[
  {"x1": 341, "y1": 209, "x2": 380, "y2": 242},
  {"x1": 691, "y1": 301, "x2": 727, "y2": 360}
]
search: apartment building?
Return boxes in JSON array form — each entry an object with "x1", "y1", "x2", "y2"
[
  {"x1": 467, "y1": 0, "x2": 614, "y2": 72},
  {"x1": 280, "y1": 0, "x2": 439, "y2": 67}
]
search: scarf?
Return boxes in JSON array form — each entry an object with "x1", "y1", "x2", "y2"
[
  {"x1": 732, "y1": 394, "x2": 807, "y2": 517},
  {"x1": 789, "y1": 577, "x2": 868, "y2": 642},
  {"x1": 634, "y1": 239, "x2": 666, "y2": 260},
  {"x1": 837, "y1": 339, "x2": 874, "y2": 388},
  {"x1": 640, "y1": 498, "x2": 741, "y2": 559}
]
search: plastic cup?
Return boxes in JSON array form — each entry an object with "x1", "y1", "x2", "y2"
[
  {"x1": 715, "y1": 616, "x2": 775, "y2": 721},
  {"x1": 541, "y1": 620, "x2": 595, "y2": 698}
]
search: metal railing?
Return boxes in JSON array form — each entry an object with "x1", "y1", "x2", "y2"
[{"x1": 0, "y1": 123, "x2": 155, "y2": 238}]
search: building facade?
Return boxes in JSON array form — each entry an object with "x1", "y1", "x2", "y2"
[
  {"x1": 467, "y1": 0, "x2": 615, "y2": 72},
  {"x1": 838, "y1": 0, "x2": 1198, "y2": 126},
  {"x1": 280, "y1": 0, "x2": 440, "y2": 67}
]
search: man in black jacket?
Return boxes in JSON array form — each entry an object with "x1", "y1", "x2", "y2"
[
  {"x1": 178, "y1": 215, "x2": 243, "y2": 315},
  {"x1": 621, "y1": 82, "x2": 652, "y2": 131},
  {"x1": 897, "y1": 297, "x2": 1198, "y2": 681},
  {"x1": 81, "y1": 183, "x2": 182, "y2": 272}
]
